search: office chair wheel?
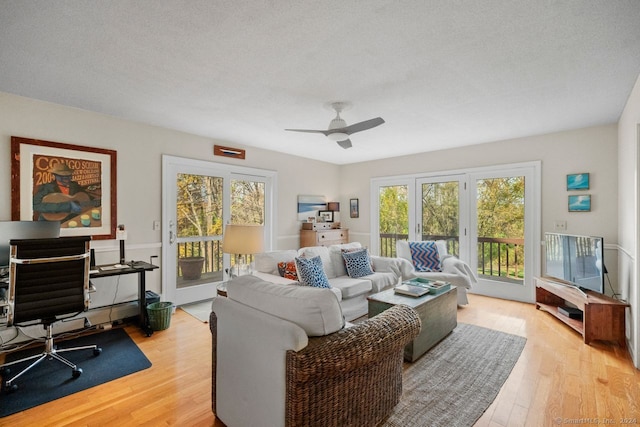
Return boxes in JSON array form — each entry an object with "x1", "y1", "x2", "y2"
[
  {"x1": 0, "y1": 367, "x2": 9, "y2": 378},
  {"x1": 72, "y1": 367, "x2": 83, "y2": 378},
  {"x1": 3, "y1": 381, "x2": 18, "y2": 393},
  {"x1": 93, "y1": 347, "x2": 102, "y2": 356}
]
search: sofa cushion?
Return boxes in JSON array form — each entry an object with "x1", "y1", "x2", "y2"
[
  {"x1": 295, "y1": 256, "x2": 331, "y2": 288},
  {"x1": 342, "y1": 248, "x2": 375, "y2": 278},
  {"x1": 277, "y1": 260, "x2": 298, "y2": 280},
  {"x1": 298, "y1": 246, "x2": 336, "y2": 279},
  {"x1": 397, "y1": 240, "x2": 448, "y2": 263},
  {"x1": 252, "y1": 272, "x2": 342, "y2": 301},
  {"x1": 226, "y1": 275, "x2": 344, "y2": 336},
  {"x1": 328, "y1": 242, "x2": 363, "y2": 276},
  {"x1": 408, "y1": 241, "x2": 442, "y2": 272},
  {"x1": 254, "y1": 250, "x2": 298, "y2": 275},
  {"x1": 328, "y1": 276, "x2": 371, "y2": 299}
]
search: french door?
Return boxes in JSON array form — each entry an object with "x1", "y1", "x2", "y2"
[
  {"x1": 372, "y1": 162, "x2": 540, "y2": 302},
  {"x1": 162, "y1": 156, "x2": 275, "y2": 305}
]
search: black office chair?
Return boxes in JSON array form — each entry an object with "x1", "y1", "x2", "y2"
[{"x1": 0, "y1": 236, "x2": 102, "y2": 392}]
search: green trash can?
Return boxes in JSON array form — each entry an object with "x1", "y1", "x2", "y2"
[{"x1": 147, "y1": 301, "x2": 173, "y2": 331}]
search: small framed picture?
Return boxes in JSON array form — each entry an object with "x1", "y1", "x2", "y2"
[
  {"x1": 318, "y1": 210, "x2": 334, "y2": 222},
  {"x1": 350, "y1": 198, "x2": 359, "y2": 218},
  {"x1": 567, "y1": 173, "x2": 589, "y2": 190},
  {"x1": 568, "y1": 194, "x2": 591, "y2": 212}
]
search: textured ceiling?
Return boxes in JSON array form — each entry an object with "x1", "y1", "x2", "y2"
[{"x1": 1, "y1": 1, "x2": 640, "y2": 165}]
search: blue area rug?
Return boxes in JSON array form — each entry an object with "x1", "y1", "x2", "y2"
[{"x1": 0, "y1": 328, "x2": 151, "y2": 417}]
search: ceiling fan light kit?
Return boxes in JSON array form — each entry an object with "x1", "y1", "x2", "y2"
[{"x1": 285, "y1": 101, "x2": 385, "y2": 149}]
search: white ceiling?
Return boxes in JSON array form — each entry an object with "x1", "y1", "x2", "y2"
[{"x1": 2, "y1": 1, "x2": 640, "y2": 165}]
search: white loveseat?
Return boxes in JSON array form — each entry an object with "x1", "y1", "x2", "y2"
[{"x1": 253, "y1": 242, "x2": 401, "y2": 321}]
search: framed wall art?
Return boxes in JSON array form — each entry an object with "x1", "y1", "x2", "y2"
[
  {"x1": 568, "y1": 194, "x2": 591, "y2": 212},
  {"x1": 297, "y1": 195, "x2": 326, "y2": 221},
  {"x1": 318, "y1": 210, "x2": 334, "y2": 222},
  {"x1": 11, "y1": 136, "x2": 117, "y2": 239},
  {"x1": 350, "y1": 198, "x2": 359, "y2": 218},
  {"x1": 566, "y1": 173, "x2": 589, "y2": 190}
]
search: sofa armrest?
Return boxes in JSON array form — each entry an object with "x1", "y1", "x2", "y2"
[{"x1": 285, "y1": 304, "x2": 420, "y2": 426}]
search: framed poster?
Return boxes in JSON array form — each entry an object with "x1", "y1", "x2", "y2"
[{"x1": 11, "y1": 137, "x2": 117, "y2": 239}]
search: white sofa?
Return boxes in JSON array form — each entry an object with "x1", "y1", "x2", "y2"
[
  {"x1": 210, "y1": 275, "x2": 421, "y2": 427},
  {"x1": 395, "y1": 240, "x2": 478, "y2": 305},
  {"x1": 253, "y1": 242, "x2": 401, "y2": 321}
]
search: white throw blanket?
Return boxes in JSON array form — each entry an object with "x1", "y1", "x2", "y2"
[{"x1": 392, "y1": 255, "x2": 478, "y2": 290}]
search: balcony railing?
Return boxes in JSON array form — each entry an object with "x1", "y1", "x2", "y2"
[
  {"x1": 379, "y1": 233, "x2": 524, "y2": 283},
  {"x1": 176, "y1": 239, "x2": 255, "y2": 286}
]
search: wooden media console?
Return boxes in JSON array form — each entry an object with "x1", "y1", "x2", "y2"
[{"x1": 535, "y1": 276, "x2": 629, "y2": 347}]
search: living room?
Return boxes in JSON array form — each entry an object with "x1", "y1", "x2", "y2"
[{"x1": 0, "y1": 1, "x2": 640, "y2": 425}]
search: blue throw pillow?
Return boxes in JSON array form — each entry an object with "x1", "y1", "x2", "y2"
[
  {"x1": 408, "y1": 241, "x2": 442, "y2": 272},
  {"x1": 295, "y1": 256, "x2": 331, "y2": 288},
  {"x1": 342, "y1": 248, "x2": 374, "y2": 278}
]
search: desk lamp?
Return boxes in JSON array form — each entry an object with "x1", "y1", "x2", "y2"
[{"x1": 222, "y1": 224, "x2": 264, "y2": 278}]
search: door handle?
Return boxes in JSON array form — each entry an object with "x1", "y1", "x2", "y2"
[{"x1": 169, "y1": 220, "x2": 176, "y2": 244}]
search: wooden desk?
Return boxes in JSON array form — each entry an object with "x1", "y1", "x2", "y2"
[{"x1": 91, "y1": 261, "x2": 159, "y2": 336}]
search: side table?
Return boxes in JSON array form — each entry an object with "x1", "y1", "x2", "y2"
[{"x1": 216, "y1": 282, "x2": 228, "y2": 297}]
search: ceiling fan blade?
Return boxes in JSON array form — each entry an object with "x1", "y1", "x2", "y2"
[
  {"x1": 284, "y1": 128, "x2": 330, "y2": 136},
  {"x1": 337, "y1": 139, "x2": 352, "y2": 149},
  {"x1": 341, "y1": 117, "x2": 385, "y2": 135}
]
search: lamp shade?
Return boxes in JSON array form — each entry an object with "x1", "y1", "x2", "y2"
[
  {"x1": 222, "y1": 224, "x2": 264, "y2": 255},
  {"x1": 327, "y1": 202, "x2": 340, "y2": 211}
]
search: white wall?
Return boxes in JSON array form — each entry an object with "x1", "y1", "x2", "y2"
[
  {"x1": 340, "y1": 125, "x2": 619, "y2": 287},
  {"x1": 0, "y1": 92, "x2": 339, "y2": 335},
  {"x1": 618, "y1": 73, "x2": 640, "y2": 368}
]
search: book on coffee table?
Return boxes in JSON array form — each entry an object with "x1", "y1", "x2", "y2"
[
  {"x1": 401, "y1": 278, "x2": 452, "y2": 295},
  {"x1": 394, "y1": 284, "x2": 430, "y2": 297}
]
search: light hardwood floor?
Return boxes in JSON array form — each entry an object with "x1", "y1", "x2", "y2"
[{"x1": 2, "y1": 294, "x2": 639, "y2": 426}]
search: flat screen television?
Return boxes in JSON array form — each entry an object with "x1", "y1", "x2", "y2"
[
  {"x1": 543, "y1": 232, "x2": 605, "y2": 294},
  {"x1": 0, "y1": 221, "x2": 61, "y2": 270}
]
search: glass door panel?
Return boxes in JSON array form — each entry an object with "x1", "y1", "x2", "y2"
[
  {"x1": 229, "y1": 177, "x2": 266, "y2": 273},
  {"x1": 475, "y1": 176, "x2": 525, "y2": 284},
  {"x1": 378, "y1": 185, "x2": 409, "y2": 257},
  {"x1": 175, "y1": 173, "x2": 224, "y2": 292},
  {"x1": 418, "y1": 179, "x2": 462, "y2": 257}
]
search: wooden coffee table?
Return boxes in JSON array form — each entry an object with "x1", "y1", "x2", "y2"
[{"x1": 368, "y1": 286, "x2": 457, "y2": 362}]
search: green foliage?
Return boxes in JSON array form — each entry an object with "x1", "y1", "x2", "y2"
[
  {"x1": 231, "y1": 180, "x2": 265, "y2": 225},
  {"x1": 379, "y1": 185, "x2": 408, "y2": 235},
  {"x1": 421, "y1": 181, "x2": 459, "y2": 237},
  {"x1": 176, "y1": 174, "x2": 223, "y2": 239}
]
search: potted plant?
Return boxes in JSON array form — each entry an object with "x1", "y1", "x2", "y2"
[{"x1": 179, "y1": 256, "x2": 205, "y2": 280}]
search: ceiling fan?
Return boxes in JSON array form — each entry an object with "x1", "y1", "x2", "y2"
[{"x1": 285, "y1": 102, "x2": 385, "y2": 149}]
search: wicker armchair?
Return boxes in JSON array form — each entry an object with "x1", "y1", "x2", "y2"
[{"x1": 211, "y1": 301, "x2": 420, "y2": 427}]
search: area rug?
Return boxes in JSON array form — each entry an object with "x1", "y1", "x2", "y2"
[
  {"x1": 383, "y1": 323, "x2": 526, "y2": 427},
  {"x1": 0, "y1": 328, "x2": 151, "y2": 417},
  {"x1": 180, "y1": 299, "x2": 213, "y2": 323}
]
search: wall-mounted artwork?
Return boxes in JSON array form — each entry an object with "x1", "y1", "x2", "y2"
[
  {"x1": 566, "y1": 173, "x2": 589, "y2": 190},
  {"x1": 350, "y1": 198, "x2": 359, "y2": 218},
  {"x1": 11, "y1": 137, "x2": 117, "y2": 239},
  {"x1": 568, "y1": 194, "x2": 591, "y2": 212},
  {"x1": 297, "y1": 195, "x2": 326, "y2": 221}
]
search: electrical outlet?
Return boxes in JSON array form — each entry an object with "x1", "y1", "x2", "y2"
[
  {"x1": 153, "y1": 220, "x2": 160, "y2": 231},
  {"x1": 554, "y1": 220, "x2": 567, "y2": 231}
]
